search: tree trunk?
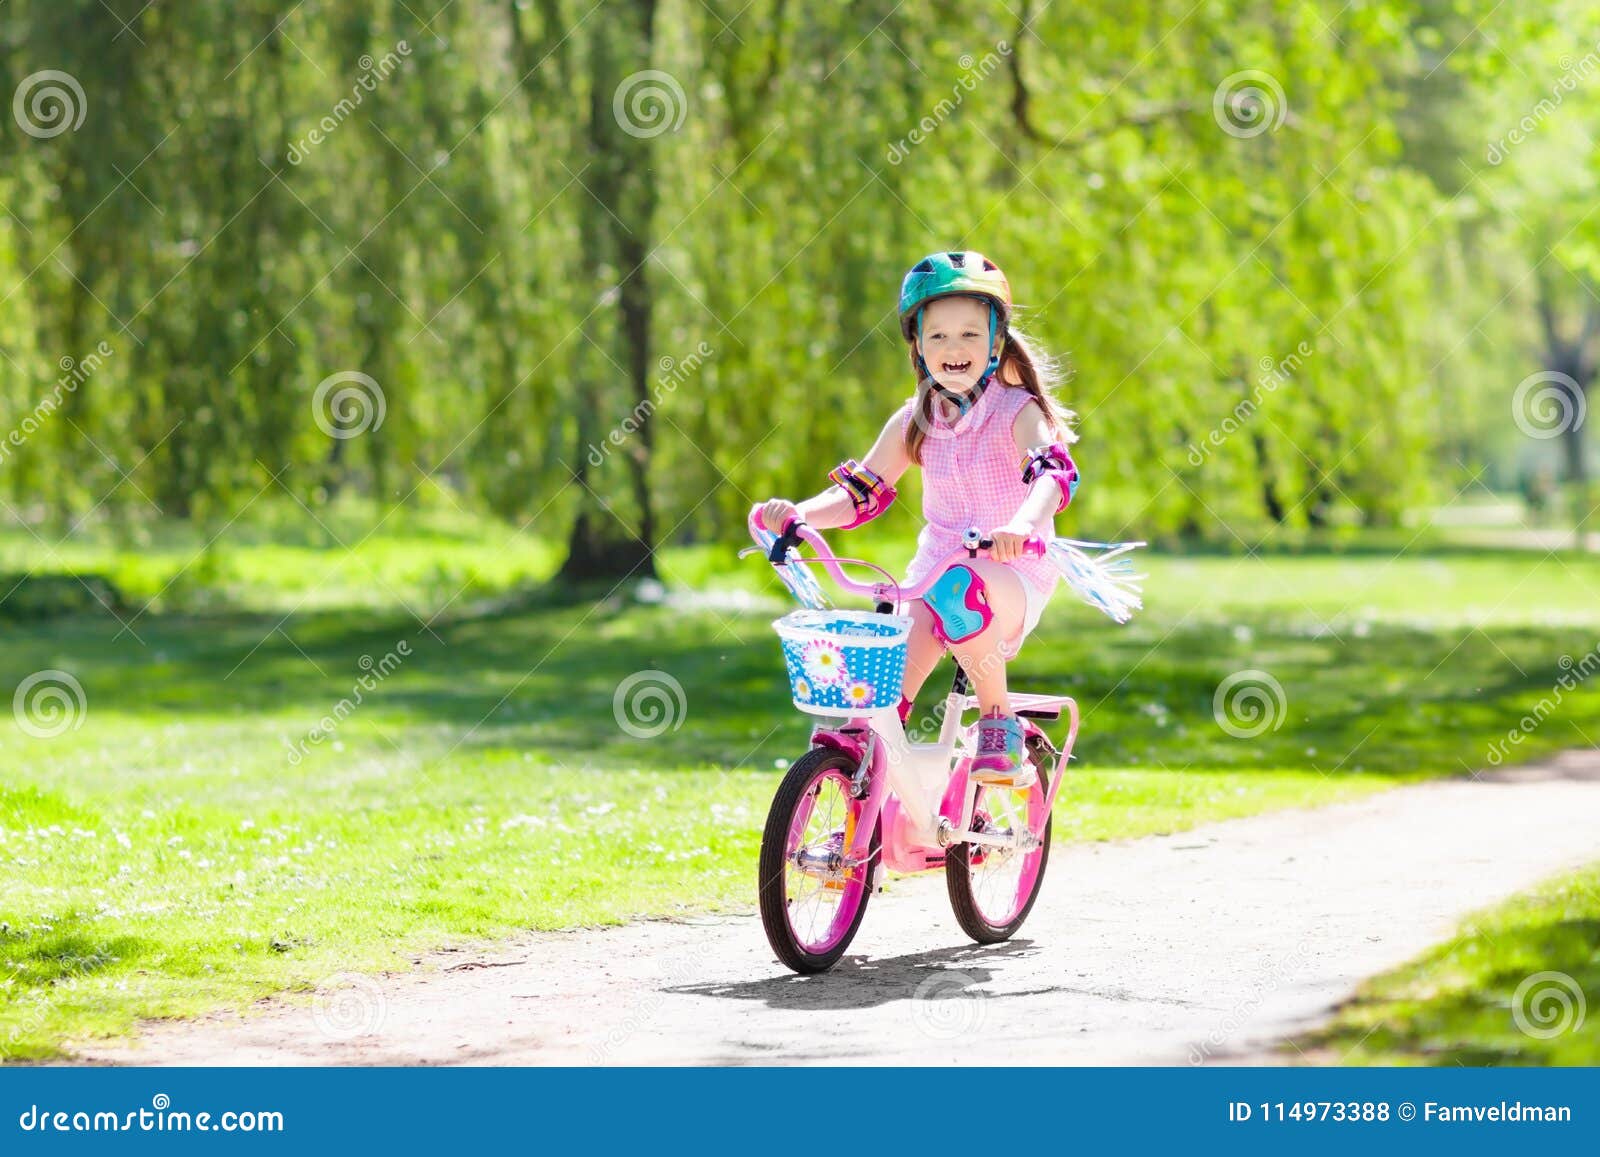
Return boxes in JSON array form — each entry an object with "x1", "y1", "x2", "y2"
[
  {"x1": 1535, "y1": 278, "x2": 1596, "y2": 550},
  {"x1": 556, "y1": 0, "x2": 661, "y2": 583}
]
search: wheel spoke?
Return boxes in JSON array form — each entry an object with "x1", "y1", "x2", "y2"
[{"x1": 782, "y1": 769, "x2": 862, "y2": 952}]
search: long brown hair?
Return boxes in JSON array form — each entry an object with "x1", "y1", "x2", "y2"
[{"x1": 902, "y1": 322, "x2": 1077, "y2": 465}]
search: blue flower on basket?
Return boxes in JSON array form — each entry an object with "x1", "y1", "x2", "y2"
[
  {"x1": 801, "y1": 638, "x2": 848, "y2": 685},
  {"x1": 793, "y1": 676, "x2": 813, "y2": 702},
  {"x1": 844, "y1": 681, "x2": 875, "y2": 709}
]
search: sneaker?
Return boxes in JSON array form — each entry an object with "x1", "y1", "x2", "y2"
[{"x1": 969, "y1": 711, "x2": 1036, "y2": 787}]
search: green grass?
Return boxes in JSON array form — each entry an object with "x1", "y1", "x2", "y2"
[
  {"x1": 3, "y1": 515, "x2": 1600, "y2": 1060},
  {"x1": 1293, "y1": 863, "x2": 1600, "y2": 1065},
  {"x1": 0, "y1": 497, "x2": 563, "y2": 615}
]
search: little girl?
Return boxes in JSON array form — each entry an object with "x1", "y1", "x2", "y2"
[{"x1": 760, "y1": 251, "x2": 1080, "y2": 784}]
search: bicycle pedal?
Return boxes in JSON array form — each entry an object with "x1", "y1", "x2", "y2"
[{"x1": 970, "y1": 770, "x2": 1037, "y2": 789}]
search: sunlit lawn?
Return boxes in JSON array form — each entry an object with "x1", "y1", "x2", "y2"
[
  {"x1": 1294, "y1": 863, "x2": 1600, "y2": 1065},
  {"x1": 3, "y1": 515, "x2": 1600, "y2": 1059}
]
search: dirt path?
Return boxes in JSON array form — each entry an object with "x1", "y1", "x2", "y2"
[{"x1": 78, "y1": 750, "x2": 1600, "y2": 1066}]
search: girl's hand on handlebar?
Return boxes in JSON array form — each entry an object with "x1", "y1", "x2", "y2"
[
  {"x1": 988, "y1": 520, "x2": 1036, "y2": 563},
  {"x1": 760, "y1": 498, "x2": 801, "y2": 535}
]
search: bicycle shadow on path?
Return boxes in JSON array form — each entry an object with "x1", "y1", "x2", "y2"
[{"x1": 667, "y1": 938, "x2": 1076, "y2": 1013}]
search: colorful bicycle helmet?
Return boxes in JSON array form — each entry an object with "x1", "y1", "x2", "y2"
[
  {"x1": 898, "y1": 250, "x2": 1013, "y2": 398},
  {"x1": 898, "y1": 251, "x2": 1012, "y2": 339}
]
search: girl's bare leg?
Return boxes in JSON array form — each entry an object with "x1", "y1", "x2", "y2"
[
  {"x1": 945, "y1": 559, "x2": 1027, "y2": 716},
  {"x1": 898, "y1": 599, "x2": 946, "y2": 703}
]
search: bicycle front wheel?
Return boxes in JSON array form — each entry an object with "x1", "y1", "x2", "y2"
[{"x1": 757, "y1": 747, "x2": 881, "y2": 974}]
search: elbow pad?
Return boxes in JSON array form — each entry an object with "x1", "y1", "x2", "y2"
[
  {"x1": 1021, "y1": 442, "x2": 1079, "y2": 513},
  {"x1": 828, "y1": 459, "x2": 897, "y2": 529}
]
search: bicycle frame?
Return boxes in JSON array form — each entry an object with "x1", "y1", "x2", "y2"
[{"x1": 746, "y1": 506, "x2": 1079, "y2": 875}]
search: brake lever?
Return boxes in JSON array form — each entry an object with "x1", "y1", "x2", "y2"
[{"x1": 768, "y1": 519, "x2": 807, "y2": 564}]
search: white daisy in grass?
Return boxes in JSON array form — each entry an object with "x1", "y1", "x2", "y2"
[
  {"x1": 801, "y1": 638, "x2": 848, "y2": 685},
  {"x1": 844, "y1": 680, "x2": 875, "y2": 709},
  {"x1": 793, "y1": 676, "x2": 813, "y2": 701}
]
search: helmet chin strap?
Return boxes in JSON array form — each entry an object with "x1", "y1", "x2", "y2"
[{"x1": 917, "y1": 304, "x2": 1003, "y2": 417}]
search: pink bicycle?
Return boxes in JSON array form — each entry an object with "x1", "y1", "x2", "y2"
[{"x1": 743, "y1": 507, "x2": 1082, "y2": 974}]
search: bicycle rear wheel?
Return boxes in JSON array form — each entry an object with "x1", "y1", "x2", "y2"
[
  {"x1": 758, "y1": 747, "x2": 881, "y2": 974},
  {"x1": 946, "y1": 733, "x2": 1053, "y2": 943}
]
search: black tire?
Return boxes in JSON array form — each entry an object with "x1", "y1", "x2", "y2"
[
  {"x1": 946, "y1": 734, "x2": 1054, "y2": 944},
  {"x1": 758, "y1": 747, "x2": 881, "y2": 974}
]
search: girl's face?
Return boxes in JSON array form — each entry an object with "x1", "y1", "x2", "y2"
[{"x1": 914, "y1": 296, "x2": 999, "y2": 394}]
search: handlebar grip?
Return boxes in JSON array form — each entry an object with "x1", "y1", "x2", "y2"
[{"x1": 971, "y1": 534, "x2": 1048, "y2": 558}]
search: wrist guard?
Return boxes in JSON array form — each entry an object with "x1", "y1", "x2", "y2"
[
  {"x1": 1020, "y1": 442, "x2": 1079, "y2": 513},
  {"x1": 828, "y1": 459, "x2": 897, "y2": 529}
]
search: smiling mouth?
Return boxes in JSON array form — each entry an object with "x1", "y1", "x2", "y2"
[{"x1": 940, "y1": 360, "x2": 973, "y2": 374}]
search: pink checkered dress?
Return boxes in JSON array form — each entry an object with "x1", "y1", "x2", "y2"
[{"x1": 899, "y1": 383, "x2": 1062, "y2": 600}]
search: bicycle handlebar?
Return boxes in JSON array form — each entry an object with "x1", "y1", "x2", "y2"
[{"x1": 745, "y1": 503, "x2": 1045, "y2": 607}]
